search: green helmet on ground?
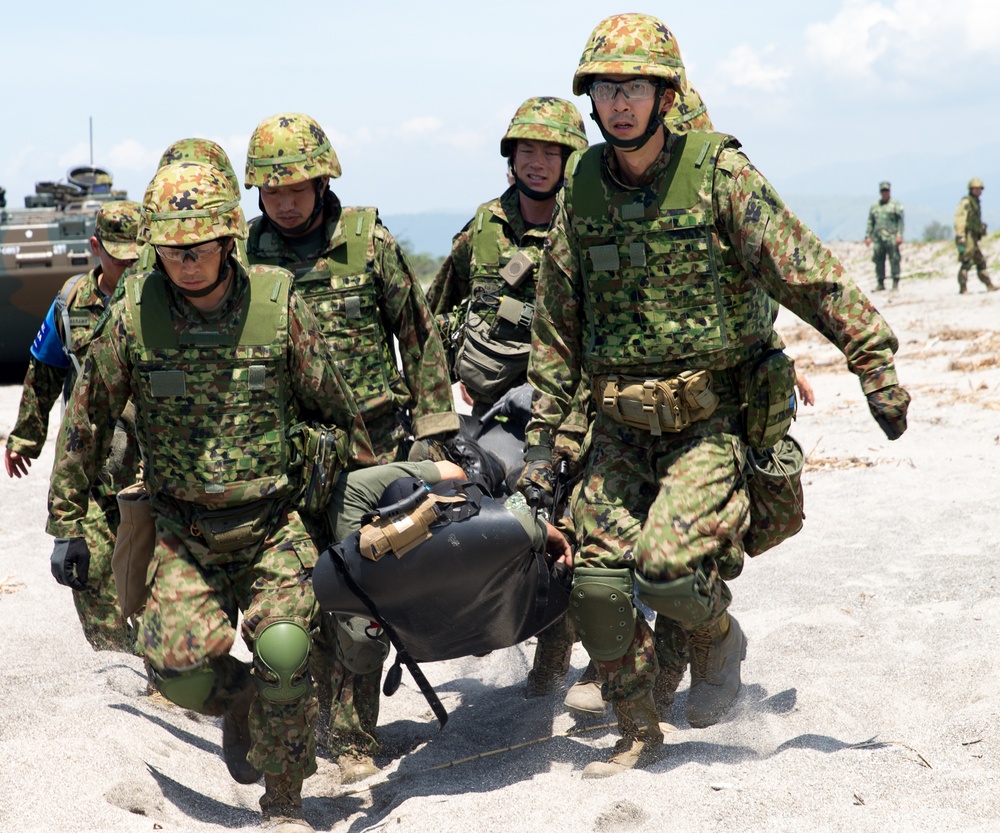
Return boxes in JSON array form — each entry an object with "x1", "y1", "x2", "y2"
[
  {"x1": 244, "y1": 113, "x2": 341, "y2": 189},
  {"x1": 500, "y1": 97, "x2": 588, "y2": 157},
  {"x1": 969, "y1": 178, "x2": 985, "y2": 190},
  {"x1": 573, "y1": 13, "x2": 686, "y2": 96},
  {"x1": 95, "y1": 200, "x2": 141, "y2": 261},
  {"x1": 142, "y1": 161, "x2": 247, "y2": 246},
  {"x1": 158, "y1": 138, "x2": 240, "y2": 197}
]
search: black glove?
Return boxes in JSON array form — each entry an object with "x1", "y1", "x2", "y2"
[
  {"x1": 517, "y1": 450, "x2": 555, "y2": 512},
  {"x1": 51, "y1": 537, "x2": 91, "y2": 591},
  {"x1": 866, "y1": 385, "x2": 911, "y2": 441}
]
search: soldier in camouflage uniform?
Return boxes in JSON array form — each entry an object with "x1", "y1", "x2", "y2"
[
  {"x1": 954, "y1": 178, "x2": 994, "y2": 294},
  {"x1": 243, "y1": 113, "x2": 458, "y2": 784},
  {"x1": 865, "y1": 181, "x2": 904, "y2": 291},
  {"x1": 5, "y1": 200, "x2": 142, "y2": 652},
  {"x1": 46, "y1": 161, "x2": 375, "y2": 832},
  {"x1": 426, "y1": 97, "x2": 589, "y2": 701},
  {"x1": 518, "y1": 13, "x2": 910, "y2": 778}
]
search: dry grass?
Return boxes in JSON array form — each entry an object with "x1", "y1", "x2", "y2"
[{"x1": 0, "y1": 575, "x2": 25, "y2": 596}]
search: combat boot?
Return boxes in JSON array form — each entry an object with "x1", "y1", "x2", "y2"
[
  {"x1": 892, "y1": 278, "x2": 899, "y2": 291},
  {"x1": 337, "y1": 751, "x2": 380, "y2": 784},
  {"x1": 524, "y1": 617, "x2": 574, "y2": 698},
  {"x1": 582, "y1": 690, "x2": 663, "y2": 778},
  {"x1": 563, "y1": 660, "x2": 606, "y2": 716},
  {"x1": 983, "y1": 274, "x2": 997, "y2": 292},
  {"x1": 222, "y1": 683, "x2": 261, "y2": 784},
  {"x1": 685, "y1": 612, "x2": 747, "y2": 729},
  {"x1": 260, "y1": 772, "x2": 313, "y2": 832}
]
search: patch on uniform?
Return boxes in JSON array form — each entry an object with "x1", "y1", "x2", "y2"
[
  {"x1": 248, "y1": 365, "x2": 266, "y2": 390},
  {"x1": 589, "y1": 244, "x2": 620, "y2": 271},
  {"x1": 629, "y1": 242, "x2": 647, "y2": 268},
  {"x1": 622, "y1": 203, "x2": 645, "y2": 221},
  {"x1": 150, "y1": 370, "x2": 186, "y2": 397},
  {"x1": 345, "y1": 295, "x2": 362, "y2": 319}
]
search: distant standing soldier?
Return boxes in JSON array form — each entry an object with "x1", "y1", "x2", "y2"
[
  {"x1": 5, "y1": 200, "x2": 141, "y2": 652},
  {"x1": 865, "y1": 181, "x2": 904, "y2": 291},
  {"x1": 520, "y1": 13, "x2": 910, "y2": 777},
  {"x1": 46, "y1": 161, "x2": 374, "y2": 832},
  {"x1": 244, "y1": 112, "x2": 459, "y2": 784},
  {"x1": 954, "y1": 178, "x2": 994, "y2": 294}
]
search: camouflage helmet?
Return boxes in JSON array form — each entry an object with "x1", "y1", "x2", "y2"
[
  {"x1": 95, "y1": 200, "x2": 141, "y2": 261},
  {"x1": 244, "y1": 113, "x2": 341, "y2": 189},
  {"x1": 142, "y1": 161, "x2": 247, "y2": 246},
  {"x1": 665, "y1": 82, "x2": 713, "y2": 134},
  {"x1": 969, "y1": 177, "x2": 985, "y2": 190},
  {"x1": 500, "y1": 97, "x2": 588, "y2": 158},
  {"x1": 158, "y1": 138, "x2": 240, "y2": 196},
  {"x1": 573, "y1": 13, "x2": 686, "y2": 96}
]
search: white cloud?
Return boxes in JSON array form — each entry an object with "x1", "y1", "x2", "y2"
[
  {"x1": 400, "y1": 117, "x2": 442, "y2": 136},
  {"x1": 717, "y1": 44, "x2": 791, "y2": 92}
]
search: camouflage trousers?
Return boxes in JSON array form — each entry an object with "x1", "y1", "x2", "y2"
[
  {"x1": 958, "y1": 239, "x2": 990, "y2": 288},
  {"x1": 872, "y1": 238, "x2": 901, "y2": 285},
  {"x1": 571, "y1": 410, "x2": 750, "y2": 704},
  {"x1": 138, "y1": 500, "x2": 321, "y2": 781},
  {"x1": 74, "y1": 496, "x2": 134, "y2": 653}
]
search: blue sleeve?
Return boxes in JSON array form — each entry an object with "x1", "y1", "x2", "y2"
[{"x1": 29, "y1": 301, "x2": 71, "y2": 369}]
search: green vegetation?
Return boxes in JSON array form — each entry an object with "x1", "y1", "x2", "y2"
[
  {"x1": 922, "y1": 221, "x2": 953, "y2": 242},
  {"x1": 397, "y1": 237, "x2": 445, "y2": 291}
]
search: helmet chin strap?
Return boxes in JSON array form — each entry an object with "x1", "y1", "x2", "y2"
[
  {"x1": 509, "y1": 149, "x2": 571, "y2": 201},
  {"x1": 590, "y1": 86, "x2": 668, "y2": 151},
  {"x1": 157, "y1": 252, "x2": 233, "y2": 299},
  {"x1": 259, "y1": 179, "x2": 327, "y2": 238}
]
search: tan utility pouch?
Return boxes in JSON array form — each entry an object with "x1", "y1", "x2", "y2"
[
  {"x1": 112, "y1": 482, "x2": 154, "y2": 618},
  {"x1": 191, "y1": 502, "x2": 275, "y2": 553},
  {"x1": 358, "y1": 493, "x2": 467, "y2": 561},
  {"x1": 595, "y1": 371, "x2": 719, "y2": 436}
]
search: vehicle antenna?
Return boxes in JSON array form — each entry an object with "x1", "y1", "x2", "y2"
[{"x1": 89, "y1": 117, "x2": 93, "y2": 166}]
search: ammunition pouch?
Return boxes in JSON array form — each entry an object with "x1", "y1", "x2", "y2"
[
  {"x1": 190, "y1": 501, "x2": 277, "y2": 553},
  {"x1": 289, "y1": 422, "x2": 343, "y2": 516},
  {"x1": 569, "y1": 567, "x2": 637, "y2": 661},
  {"x1": 743, "y1": 434, "x2": 805, "y2": 557},
  {"x1": 112, "y1": 481, "x2": 155, "y2": 618},
  {"x1": 594, "y1": 371, "x2": 719, "y2": 436},
  {"x1": 739, "y1": 348, "x2": 797, "y2": 449}
]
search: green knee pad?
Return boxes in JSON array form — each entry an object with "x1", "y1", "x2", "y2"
[
  {"x1": 568, "y1": 567, "x2": 637, "y2": 661},
  {"x1": 254, "y1": 619, "x2": 311, "y2": 704},
  {"x1": 155, "y1": 665, "x2": 216, "y2": 711},
  {"x1": 334, "y1": 614, "x2": 390, "y2": 675},
  {"x1": 634, "y1": 569, "x2": 719, "y2": 631}
]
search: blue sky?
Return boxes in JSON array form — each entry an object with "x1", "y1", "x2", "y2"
[{"x1": 3, "y1": 0, "x2": 999, "y2": 249}]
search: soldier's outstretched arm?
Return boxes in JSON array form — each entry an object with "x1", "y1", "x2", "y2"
[
  {"x1": 286, "y1": 292, "x2": 376, "y2": 469},
  {"x1": 373, "y1": 225, "x2": 459, "y2": 441},
  {"x1": 716, "y1": 148, "x2": 899, "y2": 397}
]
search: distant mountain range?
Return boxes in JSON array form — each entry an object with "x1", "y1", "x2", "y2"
[{"x1": 384, "y1": 180, "x2": 999, "y2": 257}]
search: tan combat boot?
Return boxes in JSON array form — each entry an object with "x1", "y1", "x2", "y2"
[
  {"x1": 563, "y1": 660, "x2": 607, "y2": 716},
  {"x1": 686, "y1": 612, "x2": 747, "y2": 728},
  {"x1": 582, "y1": 690, "x2": 663, "y2": 778},
  {"x1": 260, "y1": 773, "x2": 313, "y2": 832},
  {"x1": 525, "y1": 616, "x2": 574, "y2": 698},
  {"x1": 222, "y1": 684, "x2": 261, "y2": 785},
  {"x1": 337, "y1": 751, "x2": 380, "y2": 784}
]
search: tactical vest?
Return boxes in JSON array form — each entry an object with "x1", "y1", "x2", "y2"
[
  {"x1": 123, "y1": 267, "x2": 297, "y2": 507},
  {"x1": 566, "y1": 134, "x2": 772, "y2": 377},
  {"x1": 456, "y1": 202, "x2": 544, "y2": 402},
  {"x1": 869, "y1": 200, "x2": 903, "y2": 240},
  {"x1": 248, "y1": 207, "x2": 403, "y2": 419}
]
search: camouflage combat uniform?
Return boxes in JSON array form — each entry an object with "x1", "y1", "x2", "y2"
[
  {"x1": 526, "y1": 130, "x2": 902, "y2": 723},
  {"x1": 866, "y1": 186, "x2": 904, "y2": 289},
  {"x1": 954, "y1": 181, "x2": 993, "y2": 292},
  {"x1": 7, "y1": 201, "x2": 142, "y2": 651},
  {"x1": 46, "y1": 258, "x2": 374, "y2": 794},
  {"x1": 244, "y1": 112, "x2": 457, "y2": 775}
]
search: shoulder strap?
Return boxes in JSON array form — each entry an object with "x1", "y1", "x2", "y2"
[{"x1": 55, "y1": 272, "x2": 89, "y2": 375}]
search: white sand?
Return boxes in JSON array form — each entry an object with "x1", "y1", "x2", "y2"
[{"x1": 1, "y1": 238, "x2": 999, "y2": 833}]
